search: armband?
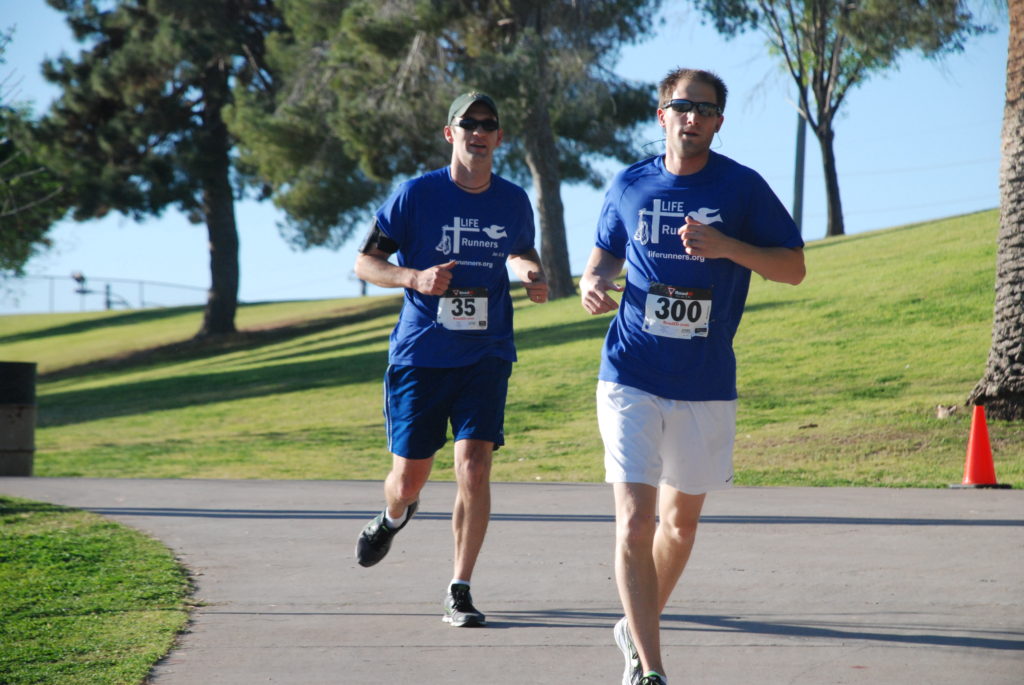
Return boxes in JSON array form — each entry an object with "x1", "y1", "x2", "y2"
[{"x1": 358, "y1": 218, "x2": 399, "y2": 255}]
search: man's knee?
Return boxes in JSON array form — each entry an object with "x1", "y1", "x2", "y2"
[
  {"x1": 454, "y1": 441, "x2": 494, "y2": 491},
  {"x1": 388, "y1": 456, "x2": 432, "y2": 502},
  {"x1": 658, "y1": 517, "x2": 699, "y2": 547},
  {"x1": 616, "y1": 509, "x2": 658, "y2": 550},
  {"x1": 659, "y1": 491, "x2": 705, "y2": 543}
]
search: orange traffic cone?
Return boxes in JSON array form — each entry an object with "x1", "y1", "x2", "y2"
[{"x1": 950, "y1": 405, "x2": 1011, "y2": 489}]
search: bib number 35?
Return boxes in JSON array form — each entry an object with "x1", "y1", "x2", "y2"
[
  {"x1": 438, "y1": 287, "x2": 488, "y2": 330},
  {"x1": 642, "y1": 284, "x2": 711, "y2": 339}
]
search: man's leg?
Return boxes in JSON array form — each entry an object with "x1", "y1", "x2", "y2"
[
  {"x1": 613, "y1": 481, "x2": 664, "y2": 677},
  {"x1": 355, "y1": 454, "x2": 433, "y2": 568},
  {"x1": 441, "y1": 438, "x2": 493, "y2": 627},
  {"x1": 451, "y1": 438, "x2": 493, "y2": 581},
  {"x1": 654, "y1": 486, "x2": 706, "y2": 612}
]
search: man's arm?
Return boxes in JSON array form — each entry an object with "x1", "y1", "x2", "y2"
[
  {"x1": 507, "y1": 247, "x2": 549, "y2": 303},
  {"x1": 678, "y1": 217, "x2": 806, "y2": 285},
  {"x1": 579, "y1": 246, "x2": 626, "y2": 315},
  {"x1": 354, "y1": 248, "x2": 457, "y2": 296}
]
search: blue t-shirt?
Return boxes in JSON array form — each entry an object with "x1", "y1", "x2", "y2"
[
  {"x1": 375, "y1": 167, "x2": 536, "y2": 368},
  {"x1": 595, "y1": 153, "x2": 804, "y2": 401}
]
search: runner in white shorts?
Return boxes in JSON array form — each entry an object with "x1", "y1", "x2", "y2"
[{"x1": 579, "y1": 68, "x2": 805, "y2": 685}]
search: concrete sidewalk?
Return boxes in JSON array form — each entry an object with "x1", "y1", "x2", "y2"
[{"x1": 1, "y1": 478, "x2": 1022, "y2": 684}]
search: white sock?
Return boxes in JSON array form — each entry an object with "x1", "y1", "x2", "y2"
[
  {"x1": 384, "y1": 507, "x2": 408, "y2": 529},
  {"x1": 449, "y1": 579, "x2": 470, "y2": 589}
]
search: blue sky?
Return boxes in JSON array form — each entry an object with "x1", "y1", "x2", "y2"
[{"x1": 1, "y1": 2, "x2": 1008, "y2": 314}]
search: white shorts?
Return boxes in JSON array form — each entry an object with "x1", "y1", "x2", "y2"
[{"x1": 596, "y1": 380, "x2": 736, "y2": 494}]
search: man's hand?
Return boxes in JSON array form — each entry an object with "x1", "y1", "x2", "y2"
[
  {"x1": 523, "y1": 270, "x2": 549, "y2": 303},
  {"x1": 413, "y1": 260, "x2": 457, "y2": 295},
  {"x1": 678, "y1": 216, "x2": 733, "y2": 259},
  {"x1": 580, "y1": 274, "x2": 624, "y2": 315}
]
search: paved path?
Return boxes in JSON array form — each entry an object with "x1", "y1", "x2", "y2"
[{"x1": 2, "y1": 478, "x2": 1022, "y2": 684}]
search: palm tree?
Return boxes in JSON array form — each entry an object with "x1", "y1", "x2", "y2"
[{"x1": 968, "y1": 0, "x2": 1023, "y2": 420}]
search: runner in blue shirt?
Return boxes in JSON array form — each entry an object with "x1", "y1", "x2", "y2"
[
  {"x1": 354, "y1": 92, "x2": 548, "y2": 628},
  {"x1": 579, "y1": 69, "x2": 805, "y2": 685}
]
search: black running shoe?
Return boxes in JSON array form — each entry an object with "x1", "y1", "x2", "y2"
[
  {"x1": 442, "y1": 583, "x2": 486, "y2": 627},
  {"x1": 639, "y1": 675, "x2": 666, "y2": 685},
  {"x1": 354, "y1": 501, "x2": 418, "y2": 567}
]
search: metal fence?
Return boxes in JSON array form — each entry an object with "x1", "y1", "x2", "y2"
[{"x1": 1, "y1": 274, "x2": 208, "y2": 315}]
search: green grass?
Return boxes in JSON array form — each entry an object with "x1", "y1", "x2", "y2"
[
  {"x1": 1, "y1": 208, "x2": 1021, "y2": 487},
  {"x1": 0, "y1": 496, "x2": 191, "y2": 685}
]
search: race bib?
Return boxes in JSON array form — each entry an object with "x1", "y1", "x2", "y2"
[
  {"x1": 642, "y1": 283, "x2": 711, "y2": 339},
  {"x1": 437, "y1": 287, "x2": 488, "y2": 330}
]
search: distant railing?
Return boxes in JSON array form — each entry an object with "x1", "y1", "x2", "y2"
[{"x1": 1, "y1": 273, "x2": 208, "y2": 314}]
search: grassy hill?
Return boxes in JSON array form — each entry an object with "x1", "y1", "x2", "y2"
[{"x1": 1, "y1": 208, "x2": 1020, "y2": 487}]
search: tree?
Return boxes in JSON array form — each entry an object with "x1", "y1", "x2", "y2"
[
  {"x1": 696, "y1": 0, "x2": 989, "y2": 237},
  {"x1": 31, "y1": 0, "x2": 284, "y2": 337},
  {"x1": 0, "y1": 29, "x2": 68, "y2": 276},
  {"x1": 232, "y1": 0, "x2": 660, "y2": 299},
  {"x1": 969, "y1": 0, "x2": 1022, "y2": 420},
  {"x1": 226, "y1": 0, "x2": 390, "y2": 252}
]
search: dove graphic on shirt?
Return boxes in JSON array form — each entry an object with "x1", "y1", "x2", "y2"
[
  {"x1": 687, "y1": 207, "x2": 722, "y2": 225},
  {"x1": 482, "y1": 225, "x2": 507, "y2": 240}
]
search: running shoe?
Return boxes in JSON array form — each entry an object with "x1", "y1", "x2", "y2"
[
  {"x1": 443, "y1": 583, "x2": 486, "y2": 627},
  {"x1": 354, "y1": 500, "x2": 418, "y2": 567},
  {"x1": 639, "y1": 674, "x2": 667, "y2": 685},
  {"x1": 614, "y1": 616, "x2": 642, "y2": 685}
]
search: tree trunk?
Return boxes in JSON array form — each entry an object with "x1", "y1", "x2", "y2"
[
  {"x1": 521, "y1": 100, "x2": 575, "y2": 299},
  {"x1": 196, "y1": 66, "x2": 239, "y2": 338},
  {"x1": 968, "y1": 0, "x2": 1024, "y2": 420},
  {"x1": 815, "y1": 123, "x2": 846, "y2": 237},
  {"x1": 199, "y1": 170, "x2": 240, "y2": 338}
]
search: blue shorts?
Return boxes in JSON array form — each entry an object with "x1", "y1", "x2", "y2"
[{"x1": 384, "y1": 356, "x2": 513, "y2": 460}]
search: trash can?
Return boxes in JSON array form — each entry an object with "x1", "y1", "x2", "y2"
[{"x1": 0, "y1": 361, "x2": 36, "y2": 476}]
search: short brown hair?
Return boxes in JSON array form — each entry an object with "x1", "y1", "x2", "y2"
[{"x1": 658, "y1": 68, "x2": 728, "y2": 112}]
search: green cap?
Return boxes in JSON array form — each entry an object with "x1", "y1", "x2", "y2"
[{"x1": 448, "y1": 92, "x2": 499, "y2": 124}]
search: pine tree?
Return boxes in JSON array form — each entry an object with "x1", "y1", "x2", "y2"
[{"x1": 34, "y1": 0, "x2": 284, "y2": 336}]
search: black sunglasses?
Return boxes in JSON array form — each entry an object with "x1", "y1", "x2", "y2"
[
  {"x1": 663, "y1": 99, "x2": 723, "y2": 117},
  {"x1": 455, "y1": 117, "x2": 500, "y2": 132}
]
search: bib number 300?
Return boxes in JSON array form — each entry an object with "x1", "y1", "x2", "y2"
[
  {"x1": 643, "y1": 284, "x2": 711, "y2": 339},
  {"x1": 438, "y1": 287, "x2": 488, "y2": 330}
]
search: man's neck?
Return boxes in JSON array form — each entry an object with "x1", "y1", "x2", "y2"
[
  {"x1": 663, "y1": 150, "x2": 710, "y2": 176},
  {"x1": 450, "y1": 160, "x2": 493, "y2": 192}
]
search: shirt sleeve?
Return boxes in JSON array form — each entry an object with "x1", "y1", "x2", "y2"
[
  {"x1": 595, "y1": 184, "x2": 629, "y2": 259},
  {"x1": 374, "y1": 180, "x2": 415, "y2": 247},
  {"x1": 741, "y1": 172, "x2": 804, "y2": 250},
  {"x1": 508, "y1": 188, "x2": 537, "y2": 255}
]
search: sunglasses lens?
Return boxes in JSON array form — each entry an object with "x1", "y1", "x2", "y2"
[
  {"x1": 458, "y1": 118, "x2": 499, "y2": 131},
  {"x1": 667, "y1": 99, "x2": 720, "y2": 116}
]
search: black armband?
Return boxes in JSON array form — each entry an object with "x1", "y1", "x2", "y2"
[{"x1": 358, "y1": 218, "x2": 399, "y2": 255}]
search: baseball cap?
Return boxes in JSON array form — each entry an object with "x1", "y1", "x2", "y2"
[{"x1": 448, "y1": 92, "x2": 499, "y2": 124}]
